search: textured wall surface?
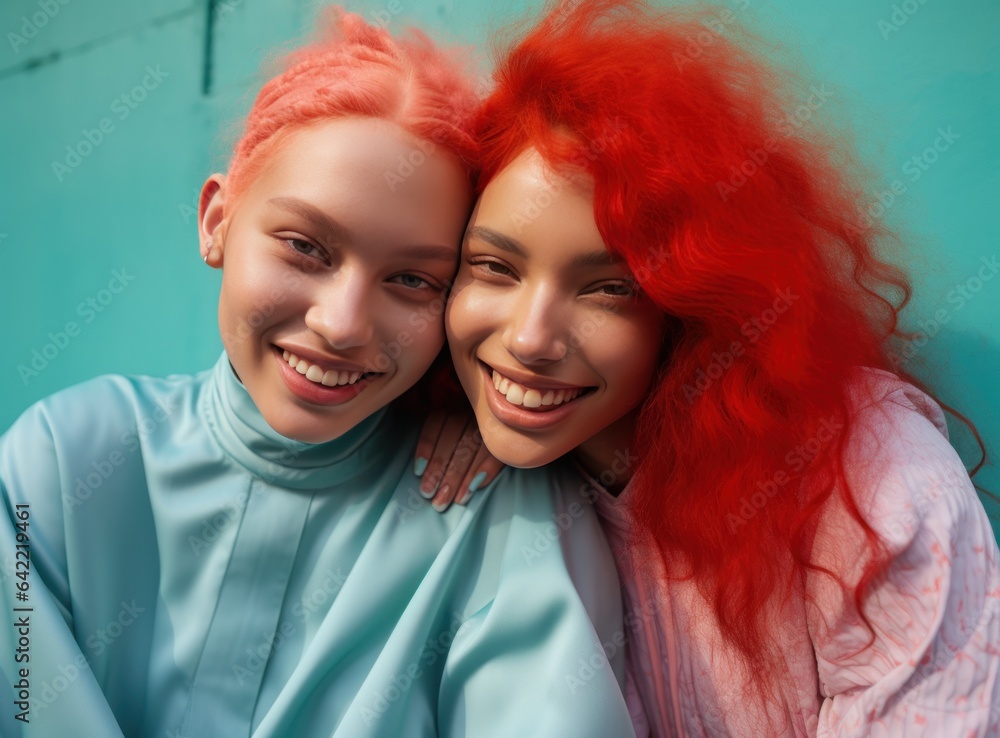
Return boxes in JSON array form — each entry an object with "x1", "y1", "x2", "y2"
[{"x1": 1, "y1": 0, "x2": 997, "y2": 532}]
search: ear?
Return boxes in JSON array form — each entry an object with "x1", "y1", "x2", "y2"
[{"x1": 198, "y1": 173, "x2": 228, "y2": 268}]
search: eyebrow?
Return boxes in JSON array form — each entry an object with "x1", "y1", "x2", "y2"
[
  {"x1": 268, "y1": 197, "x2": 353, "y2": 243},
  {"x1": 465, "y1": 225, "x2": 624, "y2": 269},
  {"x1": 269, "y1": 196, "x2": 457, "y2": 262}
]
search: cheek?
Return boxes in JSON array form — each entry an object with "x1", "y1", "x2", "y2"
[
  {"x1": 445, "y1": 282, "x2": 501, "y2": 348},
  {"x1": 600, "y1": 315, "x2": 665, "y2": 394},
  {"x1": 219, "y1": 250, "x2": 279, "y2": 316},
  {"x1": 383, "y1": 300, "x2": 446, "y2": 369}
]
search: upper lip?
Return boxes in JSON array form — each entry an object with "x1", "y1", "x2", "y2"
[
  {"x1": 276, "y1": 344, "x2": 375, "y2": 374},
  {"x1": 481, "y1": 359, "x2": 592, "y2": 391}
]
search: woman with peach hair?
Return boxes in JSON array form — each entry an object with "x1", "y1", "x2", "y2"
[
  {"x1": 0, "y1": 9, "x2": 636, "y2": 737},
  {"x1": 422, "y1": 0, "x2": 1000, "y2": 734}
]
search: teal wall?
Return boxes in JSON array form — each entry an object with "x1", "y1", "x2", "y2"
[{"x1": 1, "y1": 0, "x2": 997, "y2": 533}]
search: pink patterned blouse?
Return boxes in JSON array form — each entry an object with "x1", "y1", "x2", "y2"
[{"x1": 591, "y1": 370, "x2": 1000, "y2": 737}]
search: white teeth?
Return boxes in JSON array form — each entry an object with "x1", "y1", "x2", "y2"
[
  {"x1": 281, "y1": 349, "x2": 367, "y2": 387},
  {"x1": 490, "y1": 369, "x2": 584, "y2": 408},
  {"x1": 505, "y1": 384, "x2": 525, "y2": 405}
]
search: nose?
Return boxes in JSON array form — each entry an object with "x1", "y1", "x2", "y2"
[
  {"x1": 304, "y1": 267, "x2": 375, "y2": 350},
  {"x1": 501, "y1": 285, "x2": 569, "y2": 365}
]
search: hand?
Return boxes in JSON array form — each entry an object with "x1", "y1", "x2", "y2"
[{"x1": 414, "y1": 410, "x2": 505, "y2": 511}]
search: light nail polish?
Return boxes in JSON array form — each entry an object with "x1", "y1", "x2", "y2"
[{"x1": 468, "y1": 471, "x2": 487, "y2": 494}]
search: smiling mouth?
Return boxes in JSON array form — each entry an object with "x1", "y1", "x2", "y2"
[
  {"x1": 281, "y1": 349, "x2": 379, "y2": 387},
  {"x1": 482, "y1": 361, "x2": 595, "y2": 412}
]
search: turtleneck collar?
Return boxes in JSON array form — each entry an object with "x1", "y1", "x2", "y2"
[{"x1": 199, "y1": 351, "x2": 393, "y2": 490}]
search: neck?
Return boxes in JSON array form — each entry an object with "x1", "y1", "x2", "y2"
[{"x1": 574, "y1": 408, "x2": 640, "y2": 495}]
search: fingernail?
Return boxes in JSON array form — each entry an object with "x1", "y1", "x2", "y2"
[
  {"x1": 432, "y1": 497, "x2": 450, "y2": 512},
  {"x1": 414, "y1": 457, "x2": 428, "y2": 476},
  {"x1": 419, "y1": 484, "x2": 435, "y2": 499},
  {"x1": 468, "y1": 472, "x2": 487, "y2": 494}
]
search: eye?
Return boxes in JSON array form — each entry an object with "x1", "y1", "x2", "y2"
[
  {"x1": 282, "y1": 237, "x2": 325, "y2": 261},
  {"x1": 468, "y1": 258, "x2": 516, "y2": 278},
  {"x1": 388, "y1": 273, "x2": 435, "y2": 291},
  {"x1": 596, "y1": 282, "x2": 636, "y2": 298}
]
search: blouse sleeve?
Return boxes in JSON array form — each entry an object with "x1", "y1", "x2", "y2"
[
  {"x1": 0, "y1": 398, "x2": 126, "y2": 737},
  {"x1": 437, "y1": 466, "x2": 637, "y2": 738},
  {"x1": 806, "y1": 377, "x2": 1000, "y2": 737}
]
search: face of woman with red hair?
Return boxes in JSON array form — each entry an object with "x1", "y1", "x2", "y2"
[
  {"x1": 200, "y1": 117, "x2": 470, "y2": 443},
  {"x1": 446, "y1": 148, "x2": 664, "y2": 476}
]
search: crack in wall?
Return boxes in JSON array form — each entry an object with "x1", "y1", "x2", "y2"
[{"x1": 0, "y1": 4, "x2": 200, "y2": 81}]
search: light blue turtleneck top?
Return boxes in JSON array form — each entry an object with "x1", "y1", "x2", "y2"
[{"x1": 0, "y1": 352, "x2": 635, "y2": 737}]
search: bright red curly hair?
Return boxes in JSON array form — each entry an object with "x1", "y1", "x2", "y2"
[{"x1": 475, "y1": 0, "x2": 990, "y2": 706}]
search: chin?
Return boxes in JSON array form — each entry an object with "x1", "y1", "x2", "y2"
[
  {"x1": 480, "y1": 430, "x2": 569, "y2": 471},
  {"x1": 260, "y1": 405, "x2": 338, "y2": 444}
]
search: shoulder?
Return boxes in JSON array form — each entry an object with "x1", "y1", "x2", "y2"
[
  {"x1": 1, "y1": 366, "x2": 207, "y2": 487},
  {"x1": 806, "y1": 372, "x2": 1000, "y2": 720},
  {"x1": 832, "y1": 368, "x2": 977, "y2": 552},
  {"x1": 476, "y1": 461, "x2": 622, "y2": 615},
  {"x1": 480, "y1": 461, "x2": 610, "y2": 544},
  {"x1": 808, "y1": 367, "x2": 998, "y2": 609}
]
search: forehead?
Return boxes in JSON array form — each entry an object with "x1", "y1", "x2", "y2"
[
  {"x1": 244, "y1": 117, "x2": 471, "y2": 244},
  {"x1": 473, "y1": 148, "x2": 609, "y2": 261}
]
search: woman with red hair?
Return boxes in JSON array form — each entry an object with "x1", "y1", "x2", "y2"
[{"x1": 424, "y1": 0, "x2": 1000, "y2": 734}]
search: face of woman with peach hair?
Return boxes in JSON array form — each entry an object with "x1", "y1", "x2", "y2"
[
  {"x1": 446, "y1": 148, "x2": 665, "y2": 478},
  {"x1": 199, "y1": 117, "x2": 471, "y2": 444}
]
